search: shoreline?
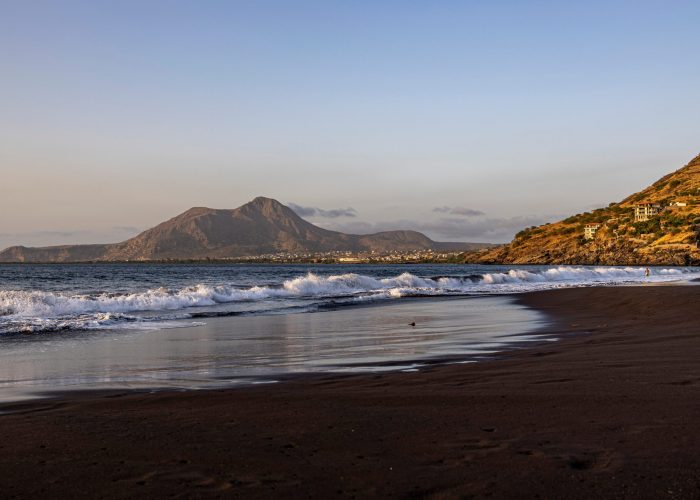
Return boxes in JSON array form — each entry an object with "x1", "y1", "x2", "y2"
[
  {"x1": 1, "y1": 260, "x2": 696, "y2": 265},
  {"x1": 3, "y1": 284, "x2": 700, "y2": 497},
  {"x1": 0, "y1": 294, "x2": 548, "y2": 404}
]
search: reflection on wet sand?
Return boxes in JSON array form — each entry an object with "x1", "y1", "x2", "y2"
[{"x1": 0, "y1": 296, "x2": 545, "y2": 402}]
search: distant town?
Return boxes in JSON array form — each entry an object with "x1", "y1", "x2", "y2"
[{"x1": 197, "y1": 249, "x2": 467, "y2": 264}]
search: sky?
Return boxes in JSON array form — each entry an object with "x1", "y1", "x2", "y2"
[{"x1": 2, "y1": 0, "x2": 699, "y2": 246}]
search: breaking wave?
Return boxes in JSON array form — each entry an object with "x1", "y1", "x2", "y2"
[
  {"x1": 1, "y1": 267, "x2": 697, "y2": 334},
  {"x1": 479, "y1": 266, "x2": 684, "y2": 284}
]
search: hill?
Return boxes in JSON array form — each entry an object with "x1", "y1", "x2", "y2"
[
  {"x1": 470, "y1": 153, "x2": 700, "y2": 265},
  {"x1": 0, "y1": 197, "x2": 490, "y2": 262}
]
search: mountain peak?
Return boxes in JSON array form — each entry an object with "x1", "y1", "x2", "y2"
[
  {"x1": 181, "y1": 206, "x2": 216, "y2": 217},
  {"x1": 249, "y1": 196, "x2": 283, "y2": 207},
  {"x1": 239, "y1": 197, "x2": 299, "y2": 221},
  {"x1": 0, "y1": 197, "x2": 488, "y2": 262}
]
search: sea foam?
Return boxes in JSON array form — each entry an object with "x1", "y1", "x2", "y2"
[{"x1": 0, "y1": 267, "x2": 695, "y2": 334}]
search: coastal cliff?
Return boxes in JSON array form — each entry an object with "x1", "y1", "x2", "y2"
[{"x1": 468, "y1": 153, "x2": 700, "y2": 265}]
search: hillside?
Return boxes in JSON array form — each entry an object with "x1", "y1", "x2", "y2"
[
  {"x1": 470, "y1": 153, "x2": 700, "y2": 265},
  {"x1": 0, "y1": 197, "x2": 489, "y2": 262}
]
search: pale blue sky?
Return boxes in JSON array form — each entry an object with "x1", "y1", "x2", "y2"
[{"x1": 1, "y1": 0, "x2": 699, "y2": 245}]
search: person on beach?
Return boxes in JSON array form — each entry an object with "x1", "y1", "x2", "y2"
[{"x1": 645, "y1": 268, "x2": 651, "y2": 277}]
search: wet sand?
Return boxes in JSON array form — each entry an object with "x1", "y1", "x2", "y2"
[
  {"x1": 2, "y1": 285, "x2": 700, "y2": 498},
  {"x1": 0, "y1": 295, "x2": 544, "y2": 402}
]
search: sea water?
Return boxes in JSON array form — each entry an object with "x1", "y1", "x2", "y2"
[{"x1": 1, "y1": 263, "x2": 698, "y2": 401}]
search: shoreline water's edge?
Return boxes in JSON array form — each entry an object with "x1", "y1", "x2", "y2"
[
  {"x1": 0, "y1": 293, "x2": 551, "y2": 406},
  {"x1": 3, "y1": 284, "x2": 700, "y2": 498},
  {"x1": 0, "y1": 282, "x2": 688, "y2": 408}
]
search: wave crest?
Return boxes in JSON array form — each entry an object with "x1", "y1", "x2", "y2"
[{"x1": 0, "y1": 267, "x2": 696, "y2": 334}]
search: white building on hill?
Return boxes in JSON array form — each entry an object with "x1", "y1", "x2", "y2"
[
  {"x1": 634, "y1": 203, "x2": 662, "y2": 222},
  {"x1": 584, "y1": 223, "x2": 601, "y2": 240}
]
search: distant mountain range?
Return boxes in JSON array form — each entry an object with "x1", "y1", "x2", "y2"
[
  {"x1": 0, "y1": 197, "x2": 493, "y2": 262},
  {"x1": 470, "y1": 152, "x2": 700, "y2": 265}
]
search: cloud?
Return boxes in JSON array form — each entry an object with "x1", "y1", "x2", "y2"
[
  {"x1": 317, "y1": 214, "x2": 563, "y2": 243},
  {"x1": 0, "y1": 226, "x2": 142, "y2": 249},
  {"x1": 432, "y1": 206, "x2": 485, "y2": 217},
  {"x1": 288, "y1": 203, "x2": 357, "y2": 218}
]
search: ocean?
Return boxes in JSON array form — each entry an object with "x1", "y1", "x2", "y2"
[{"x1": 1, "y1": 263, "x2": 698, "y2": 401}]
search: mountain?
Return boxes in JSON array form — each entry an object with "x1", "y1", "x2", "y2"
[
  {"x1": 469, "y1": 153, "x2": 700, "y2": 265},
  {"x1": 0, "y1": 197, "x2": 491, "y2": 262}
]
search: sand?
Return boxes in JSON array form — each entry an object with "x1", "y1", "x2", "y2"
[{"x1": 2, "y1": 285, "x2": 700, "y2": 499}]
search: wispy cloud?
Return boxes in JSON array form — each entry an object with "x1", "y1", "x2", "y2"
[
  {"x1": 432, "y1": 206, "x2": 485, "y2": 217},
  {"x1": 0, "y1": 226, "x2": 142, "y2": 249},
  {"x1": 317, "y1": 214, "x2": 562, "y2": 243},
  {"x1": 288, "y1": 203, "x2": 357, "y2": 218}
]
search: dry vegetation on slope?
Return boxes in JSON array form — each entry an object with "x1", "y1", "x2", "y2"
[{"x1": 469, "y1": 153, "x2": 700, "y2": 265}]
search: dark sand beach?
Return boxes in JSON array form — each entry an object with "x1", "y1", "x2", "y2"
[{"x1": 2, "y1": 284, "x2": 700, "y2": 499}]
